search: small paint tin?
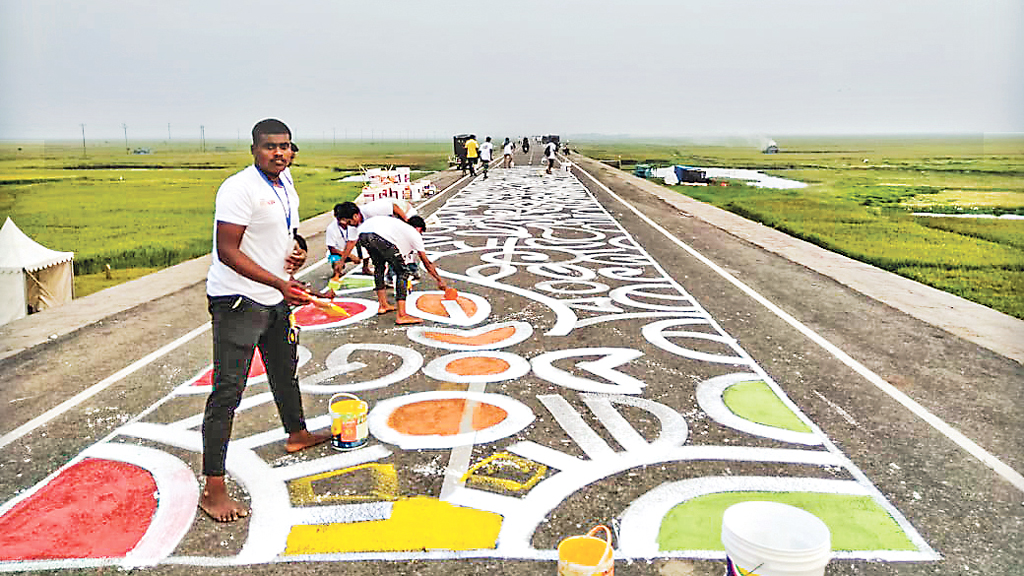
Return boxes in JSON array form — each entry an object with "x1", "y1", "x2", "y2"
[{"x1": 329, "y1": 392, "x2": 368, "y2": 450}]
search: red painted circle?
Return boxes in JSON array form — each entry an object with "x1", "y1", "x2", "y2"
[
  {"x1": 0, "y1": 458, "x2": 157, "y2": 561},
  {"x1": 293, "y1": 301, "x2": 367, "y2": 326}
]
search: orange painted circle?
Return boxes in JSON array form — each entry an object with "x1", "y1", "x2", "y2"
[
  {"x1": 387, "y1": 399, "x2": 508, "y2": 436},
  {"x1": 424, "y1": 326, "x2": 516, "y2": 346},
  {"x1": 445, "y1": 356, "x2": 510, "y2": 376},
  {"x1": 417, "y1": 294, "x2": 478, "y2": 317}
]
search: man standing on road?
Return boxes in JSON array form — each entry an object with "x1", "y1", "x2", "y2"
[
  {"x1": 463, "y1": 134, "x2": 479, "y2": 177},
  {"x1": 479, "y1": 136, "x2": 493, "y2": 179},
  {"x1": 202, "y1": 118, "x2": 330, "y2": 522},
  {"x1": 544, "y1": 139, "x2": 557, "y2": 174}
]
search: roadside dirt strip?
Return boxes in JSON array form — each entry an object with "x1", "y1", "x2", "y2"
[{"x1": 0, "y1": 153, "x2": 1020, "y2": 575}]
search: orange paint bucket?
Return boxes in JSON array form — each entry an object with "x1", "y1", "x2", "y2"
[
  {"x1": 329, "y1": 393, "x2": 368, "y2": 450},
  {"x1": 557, "y1": 524, "x2": 614, "y2": 576}
]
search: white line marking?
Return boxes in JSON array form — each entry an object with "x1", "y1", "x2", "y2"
[
  {"x1": 576, "y1": 164, "x2": 1024, "y2": 493},
  {"x1": 440, "y1": 381, "x2": 487, "y2": 500},
  {"x1": 0, "y1": 256, "x2": 328, "y2": 451},
  {"x1": 0, "y1": 323, "x2": 211, "y2": 451}
]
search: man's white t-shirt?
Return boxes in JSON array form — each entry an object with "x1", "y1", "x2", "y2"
[
  {"x1": 325, "y1": 219, "x2": 349, "y2": 251},
  {"x1": 480, "y1": 141, "x2": 493, "y2": 162},
  {"x1": 502, "y1": 142, "x2": 513, "y2": 156},
  {"x1": 357, "y1": 216, "x2": 425, "y2": 263},
  {"x1": 544, "y1": 142, "x2": 557, "y2": 157},
  {"x1": 207, "y1": 164, "x2": 298, "y2": 305}
]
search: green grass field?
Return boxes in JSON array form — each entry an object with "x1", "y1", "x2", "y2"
[
  {"x1": 573, "y1": 136, "x2": 1024, "y2": 319},
  {"x1": 3, "y1": 136, "x2": 1023, "y2": 319},
  {"x1": 1, "y1": 139, "x2": 450, "y2": 296}
]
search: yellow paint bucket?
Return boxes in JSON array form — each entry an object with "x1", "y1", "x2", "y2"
[
  {"x1": 557, "y1": 524, "x2": 614, "y2": 576},
  {"x1": 329, "y1": 393, "x2": 368, "y2": 450}
]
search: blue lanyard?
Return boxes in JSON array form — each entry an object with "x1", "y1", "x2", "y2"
[{"x1": 257, "y1": 166, "x2": 293, "y2": 233}]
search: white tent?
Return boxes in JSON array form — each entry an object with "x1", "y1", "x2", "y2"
[{"x1": 0, "y1": 217, "x2": 74, "y2": 326}]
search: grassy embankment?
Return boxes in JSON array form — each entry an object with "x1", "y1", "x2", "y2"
[
  {"x1": 0, "y1": 140, "x2": 451, "y2": 297},
  {"x1": 574, "y1": 136, "x2": 1024, "y2": 319}
]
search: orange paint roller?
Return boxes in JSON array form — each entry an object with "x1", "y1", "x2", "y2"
[{"x1": 443, "y1": 287, "x2": 458, "y2": 301}]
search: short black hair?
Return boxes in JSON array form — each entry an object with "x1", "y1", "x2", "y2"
[
  {"x1": 293, "y1": 232, "x2": 307, "y2": 251},
  {"x1": 407, "y1": 215, "x2": 426, "y2": 231},
  {"x1": 336, "y1": 201, "x2": 360, "y2": 220},
  {"x1": 252, "y1": 118, "x2": 291, "y2": 143}
]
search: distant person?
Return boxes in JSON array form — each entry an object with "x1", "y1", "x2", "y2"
[
  {"x1": 479, "y1": 136, "x2": 493, "y2": 180},
  {"x1": 502, "y1": 137, "x2": 514, "y2": 168},
  {"x1": 332, "y1": 198, "x2": 417, "y2": 276},
  {"x1": 521, "y1": 137, "x2": 530, "y2": 155},
  {"x1": 202, "y1": 118, "x2": 329, "y2": 522},
  {"x1": 543, "y1": 139, "x2": 557, "y2": 174},
  {"x1": 357, "y1": 215, "x2": 448, "y2": 325},
  {"x1": 463, "y1": 134, "x2": 479, "y2": 177}
]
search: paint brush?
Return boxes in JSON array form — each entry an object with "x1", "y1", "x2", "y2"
[{"x1": 308, "y1": 295, "x2": 351, "y2": 317}]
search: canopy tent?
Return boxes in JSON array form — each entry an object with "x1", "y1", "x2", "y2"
[{"x1": 0, "y1": 217, "x2": 74, "y2": 326}]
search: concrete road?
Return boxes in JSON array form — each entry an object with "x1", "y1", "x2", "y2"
[{"x1": 0, "y1": 148, "x2": 1021, "y2": 575}]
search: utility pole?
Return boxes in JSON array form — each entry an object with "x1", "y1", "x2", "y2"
[
  {"x1": 200, "y1": 125, "x2": 205, "y2": 152},
  {"x1": 80, "y1": 124, "x2": 86, "y2": 157},
  {"x1": 333, "y1": 128, "x2": 336, "y2": 149},
  {"x1": 168, "y1": 123, "x2": 171, "y2": 141},
  {"x1": 122, "y1": 123, "x2": 129, "y2": 154}
]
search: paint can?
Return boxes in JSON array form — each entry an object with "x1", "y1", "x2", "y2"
[
  {"x1": 721, "y1": 501, "x2": 831, "y2": 576},
  {"x1": 557, "y1": 524, "x2": 614, "y2": 576},
  {"x1": 562, "y1": 162, "x2": 573, "y2": 172},
  {"x1": 329, "y1": 393, "x2": 369, "y2": 450}
]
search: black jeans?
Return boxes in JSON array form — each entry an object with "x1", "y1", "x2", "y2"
[
  {"x1": 203, "y1": 295, "x2": 306, "y2": 476},
  {"x1": 359, "y1": 232, "x2": 411, "y2": 301}
]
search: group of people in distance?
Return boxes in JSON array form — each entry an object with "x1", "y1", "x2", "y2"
[
  {"x1": 459, "y1": 134, "x2": 562, "y2": 177},
  {"x1": 199, "y1": 118, "x2": 446, "y2": 522}
]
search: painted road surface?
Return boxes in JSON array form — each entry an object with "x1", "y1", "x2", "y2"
[{"x1": 0, "y1": 154, "x2": 1021, "y2": 575}]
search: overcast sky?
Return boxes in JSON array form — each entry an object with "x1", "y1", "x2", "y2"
[{"x1": 1, "y1": 0, "x2": 1021, "y2": 141}]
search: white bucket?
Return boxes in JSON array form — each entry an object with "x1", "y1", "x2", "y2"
[
  {"x1": 721, "y1": 501, "x2": 831, "y2": 576},
  {"x1": 562, "y1": 162, "x2": 573, "y2": 172}
]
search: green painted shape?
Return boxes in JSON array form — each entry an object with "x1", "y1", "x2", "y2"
[
  {"x1": 657, "y1": 492, "x2": 917, "y2": 552},
  {"x1": 723, "y1": 380, "x2": 812, "y2": 433},
  {"x1": 340, "y1": 277, "x2": 376, "y2": 289}
]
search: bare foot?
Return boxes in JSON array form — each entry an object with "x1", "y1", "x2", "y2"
[
  {"x1": 200, "y1": 477, "x2": 248, "y2": 522},
  {"x1": 285, "y1": 429, "x2": 331, "y2": 453},
  {"x1": 377, "y1": 304, "x2": 397, "y2": 315},
  {"x1": 396, "y1": 314, "x2": 423, "y2": 325}
]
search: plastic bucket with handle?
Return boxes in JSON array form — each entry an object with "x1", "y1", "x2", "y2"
[
  {"x1": 721, "y1": 501, "x2": 831, "y2": 576},
  {"x1": 557, "y1": 524, "x2": 614, "y2": 575}
]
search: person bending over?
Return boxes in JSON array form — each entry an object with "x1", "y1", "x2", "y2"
[{"x1": 357, "y1": 215, "x2": 447, "y2": 325}]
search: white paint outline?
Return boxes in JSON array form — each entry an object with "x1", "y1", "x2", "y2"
[
  {"x1": 696, "y1": 373, "x2": 822, "y2": 446},
  {"x1": 175, "y1": 346, "x2": 313, "y2": 396},
  {"x1": 406, "y1": 290, "x2": 492, "y2": 326},
  {"x1": 642, "y1": 318, "x2": 749, "y2": 366},
  {"x1": 299, "y1": 343, "x2": 424, "y2": 394},
  {"x1": 575, "y1": 163, "x2": 1024, "y2": 493},
  {"x1": 422, "y1": 351, "x2": 531, "y2": 384},
  {"x1": 367, "y1": 391, "x2": 535, "y2": 450},
  {"x1": 405, "y1": 321, "x2": 533, "y2": 351},
  {"x1": 616, "y1": 475, "x2": 937, "y2": 561},
  {"x1": 531, "y1": 348, "x2": 647, "y2": 394}
]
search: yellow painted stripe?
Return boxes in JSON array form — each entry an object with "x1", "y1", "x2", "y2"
[{"x1": 285, "y1": 497, "x2": 502, "y2": 554}]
